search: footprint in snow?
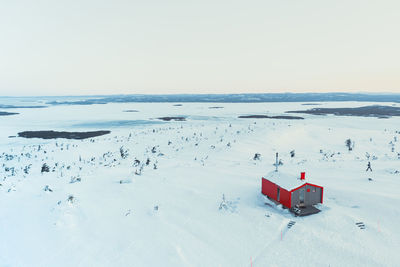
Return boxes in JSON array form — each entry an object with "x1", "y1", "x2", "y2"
[
  {"x1": 356, "y1": 222, "x2": 366, "y2": 230},
  {"x1": 287, "y1": 221, "x2": 296, "y2": 229}
]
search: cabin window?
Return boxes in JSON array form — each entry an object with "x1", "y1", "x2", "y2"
[
  {"x1": 277, "y1": 187, "x2": 280, "y2": 201},
  {"x1": 312, "y1": 188, "x2": 316, "y2": 193}
]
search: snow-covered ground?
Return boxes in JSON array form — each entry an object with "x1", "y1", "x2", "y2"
[{"x1": 1, "y1": 101, "x2": 399, "y2": 267}]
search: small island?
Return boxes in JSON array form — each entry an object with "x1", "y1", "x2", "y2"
[
  {"x1": 286, "y1": 105, "x2": 400, "y2": 118},
  {"x1": 0, "y1": 111, "x2": 19, "y2": 116},
  {"x1": 157, "y1": 117, "x2": 186, "y2": 121},
  {"x1": 18, "y1": 130, "x2": 111, "y2": 140}
]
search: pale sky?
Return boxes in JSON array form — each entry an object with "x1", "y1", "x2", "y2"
[{"x1": 0, "y1": 0, "x2": 399, "y2": 96}]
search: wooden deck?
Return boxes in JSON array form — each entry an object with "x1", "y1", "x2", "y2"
[
  {"x1": 265, "y1": 196, "x2": 321, "y2": 216},
  {"x1": 290, "y1": 205, "x2": 321, "y2": 216}
]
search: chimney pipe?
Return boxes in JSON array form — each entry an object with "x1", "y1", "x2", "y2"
[{"x1": 300, "y1": 172, "x2": 305, "y2": 180}]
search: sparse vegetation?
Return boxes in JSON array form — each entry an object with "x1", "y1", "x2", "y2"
[
  {"x1": 345, "y1": 139, "x2": 354, "y2": 151},
  {"x1": 41, "y1": 163, "x2": 50, "y2": 173}
]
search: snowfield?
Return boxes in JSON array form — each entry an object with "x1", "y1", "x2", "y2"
[{"x1": 0, "y1": 101, "x2": 400, "y2": 267}]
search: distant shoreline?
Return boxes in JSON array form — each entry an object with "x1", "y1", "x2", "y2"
[{"x1": 20, "y1": 93, "x2": 400, "y2": 106}]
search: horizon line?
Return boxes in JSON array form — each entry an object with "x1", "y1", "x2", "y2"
[{"x1": 1, "y1": 91, "x2": 400, "y2": 98}]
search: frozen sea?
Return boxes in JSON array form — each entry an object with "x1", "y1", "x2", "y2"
[{"x1": 0, "y1": 96, "x2": 400, "y2": 266}]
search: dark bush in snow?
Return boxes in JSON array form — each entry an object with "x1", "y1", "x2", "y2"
[
  {"x1": 44, "y1": 185, "x2": 53, "y2": 192},
  {"x1": 24, "y1": 164, "x2": 32, "y2": 174},
  {"x1": 41, "y1": 163, "x2": 50, "y2": 173},
  {"x1": 345, "y1": 139, "x2": 354, "y2": 151},
  {"x1": 133, "y1": 159, "x2": 140, "y2": 167},
  {"x1": 67, "y1": 195, "x2": 75, "y2": 203}
]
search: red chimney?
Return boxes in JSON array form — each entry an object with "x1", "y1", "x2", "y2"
[{"x1": 300, "y1": 172, "x2": 306, "y2": 180}]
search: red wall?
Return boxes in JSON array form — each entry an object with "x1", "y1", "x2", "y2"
[
  {"x1": 279, "y1": 188, "x2": 291, "y2": 208},
  {"x1": 262, "y1": 178, "x2": 292, "y2": 208},
  {"x1": 262, "y1": 178, "x2": 277, "y2": 200}
]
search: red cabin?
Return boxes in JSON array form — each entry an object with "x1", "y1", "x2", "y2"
[{"x1": 262, "y1": 171, "x2": 323, "y2": 215}]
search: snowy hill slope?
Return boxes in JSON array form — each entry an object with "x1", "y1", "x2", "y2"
[{"x1": 0, "y1": 102, "x2": 399, "y2": 266}]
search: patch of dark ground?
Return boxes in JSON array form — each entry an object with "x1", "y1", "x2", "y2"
[
  {"x1": 302, "y1": 103, "x2": 322, "y2": 106},
  {"x1": 157, "y1": 117, "x2": 186, "y2": 121},
  {"x1": 173, "y1": 104, "x2": 183, "y2": 106},
  {"x1": 286, "y1": 105, "x2": 400, "y2": 118},
  {"x1": 209, "y1": 106, "x2": 224, "y2": 109},
  {"x1": 123, "y1": 110, "x2": 139, "y2": 112},
  {"x1": 238, "y1": 115, "x2": 304, "y2": 120},
  {"x1": 0, "y1": 111, "x2": 19, "y2": 116},
  {"x1": 18, "y1": 130, "x2": 111, "y2": 140}
]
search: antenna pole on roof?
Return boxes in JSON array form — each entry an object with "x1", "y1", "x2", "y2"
[{"x1": 275, "y1": 152, "x2": 279, "y2": 172}]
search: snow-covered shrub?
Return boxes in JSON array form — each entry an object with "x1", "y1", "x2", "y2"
[
  {"x1": 219, "y1": 194, "x2": 228, "y2": 210},
  {"x1": 70, "y1": 176, "x2": 81, "y2": 184},
  {"x1": 120, "y1": 146, "x2": 129, "y2": 159},
  {"x1": 218, "y1": 194, "x2": 239, "y2": 213}
]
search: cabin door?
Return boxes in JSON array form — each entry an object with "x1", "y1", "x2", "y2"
[
  {"x1": 277, "y1": 187, "x2": 280, "y2": 201},
  {"x1": 299, "y1": 187, "x2": 305, "y2": 204}
]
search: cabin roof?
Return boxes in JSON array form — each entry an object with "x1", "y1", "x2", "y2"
[{"x1": 263, "y1": 171, "x2": 306, "y2": 190}]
